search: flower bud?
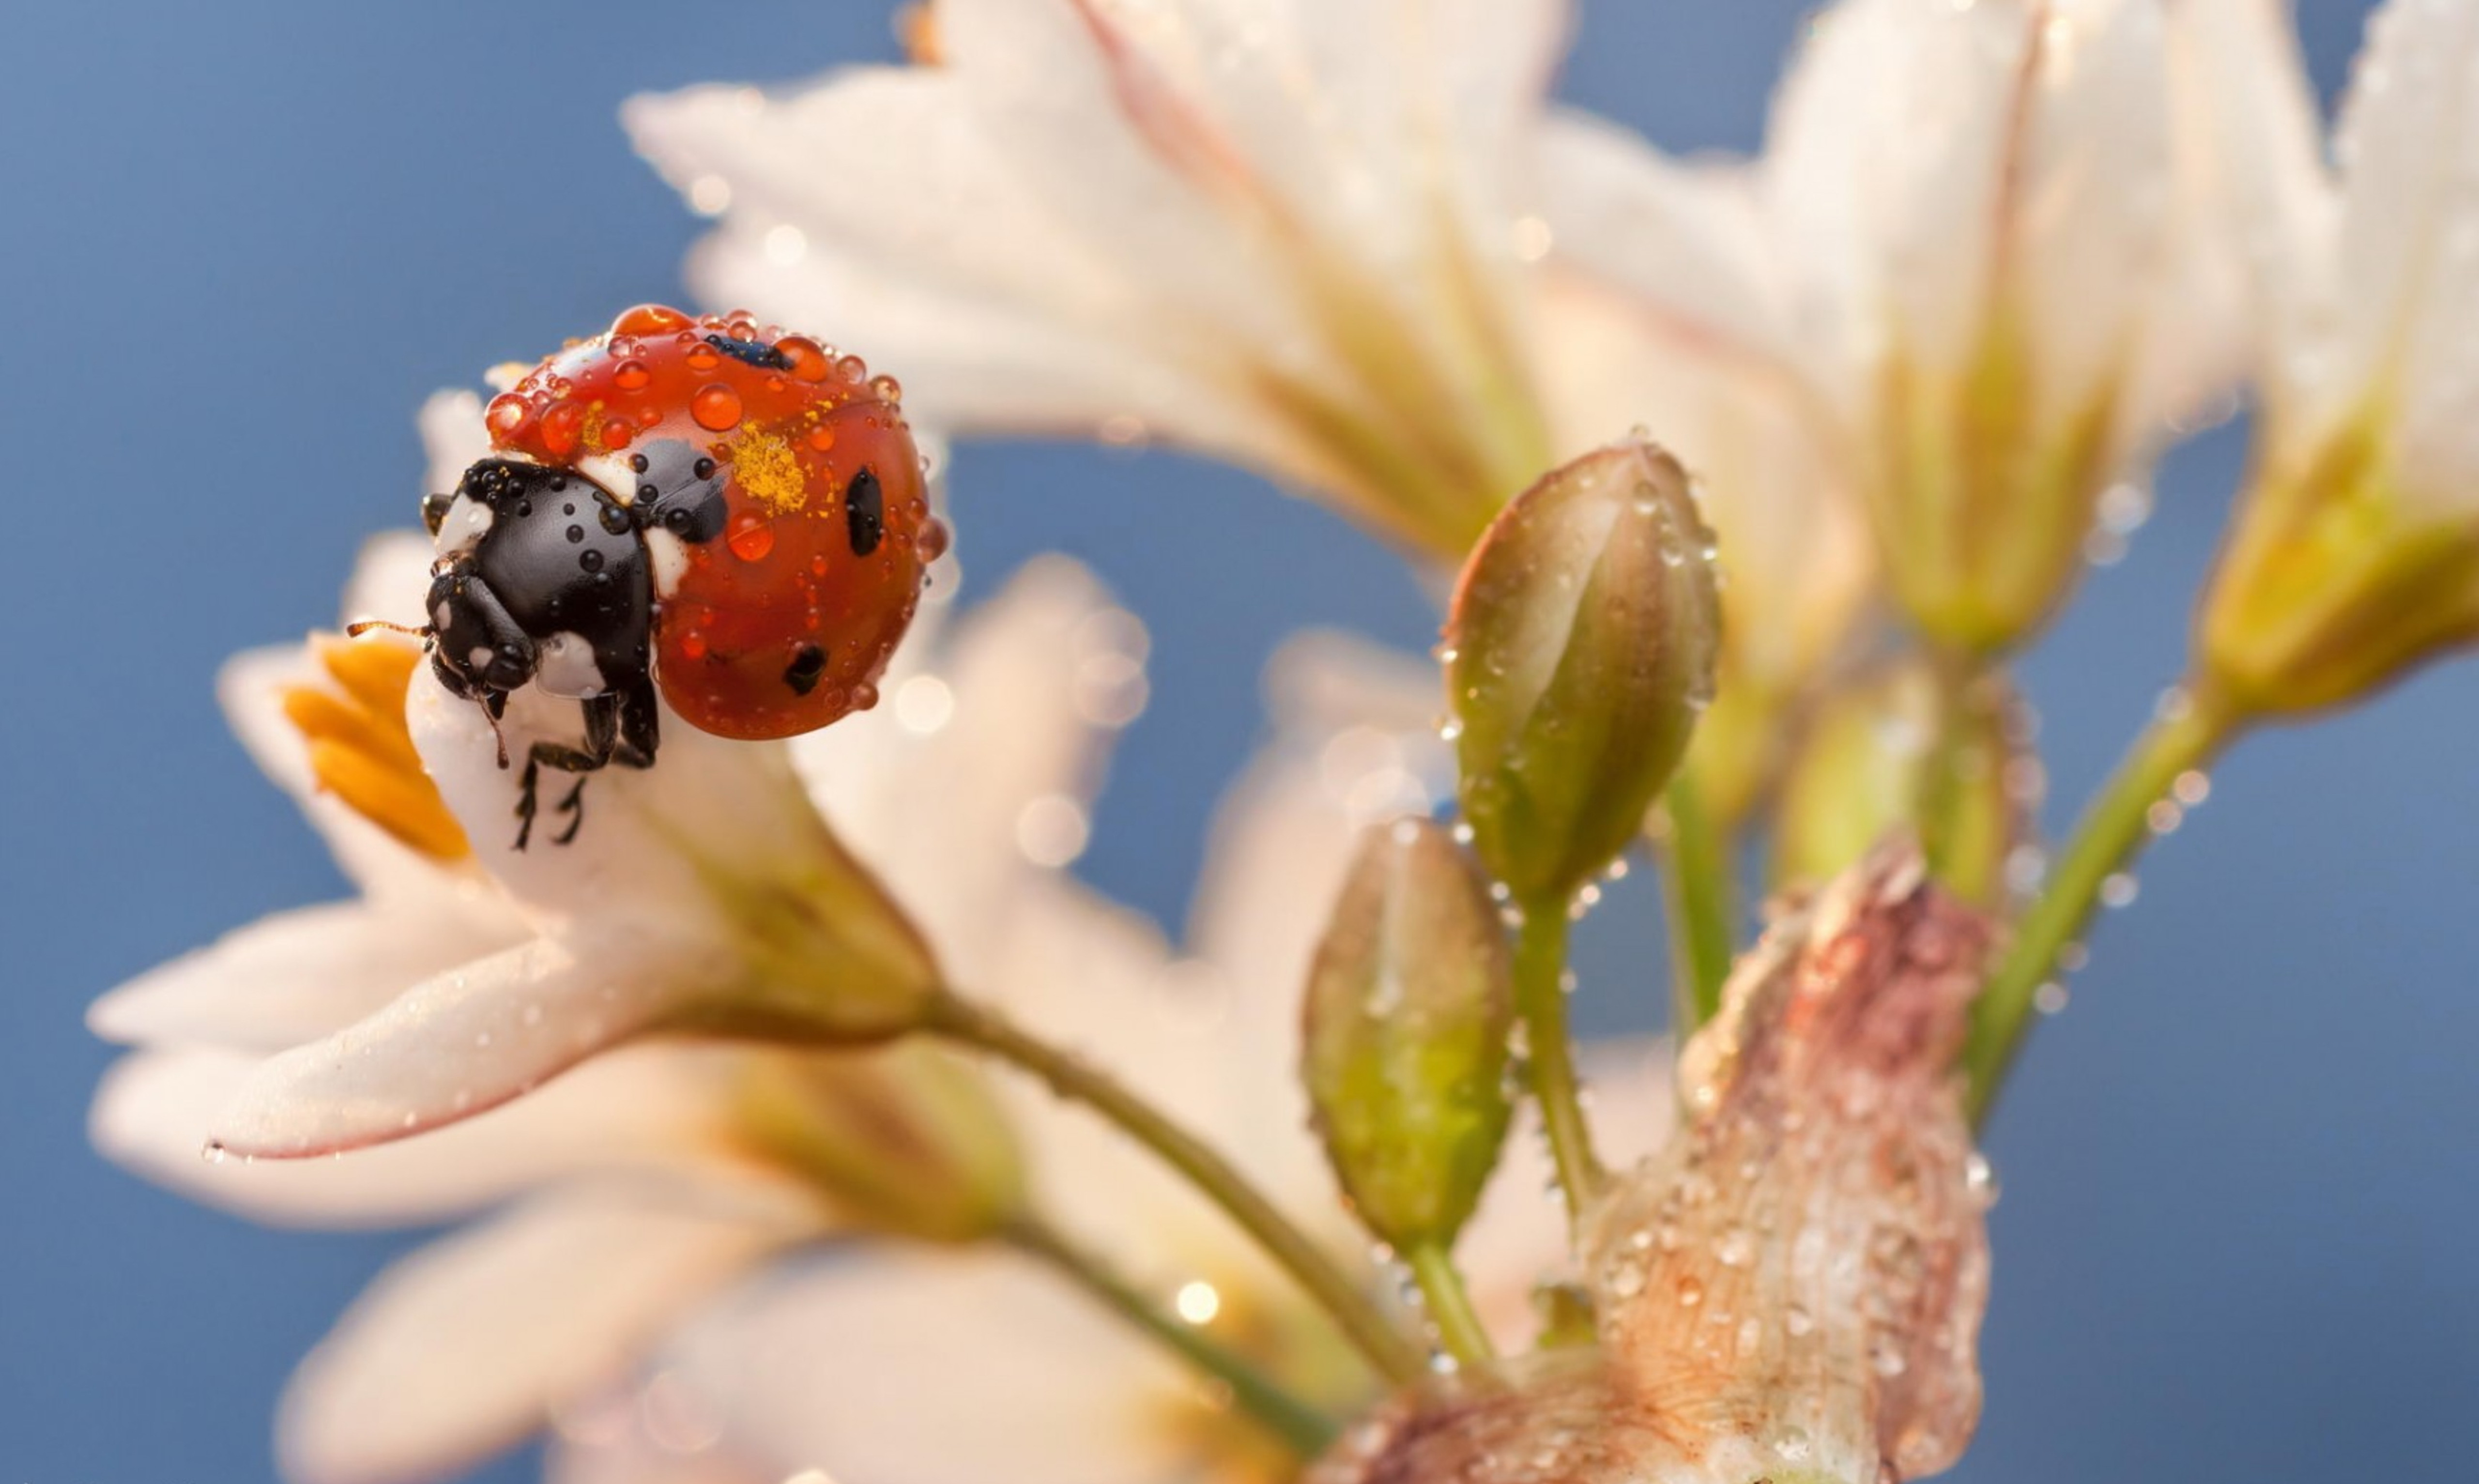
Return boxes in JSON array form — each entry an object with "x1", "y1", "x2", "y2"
[
  {"x1": 1773, "y1": 663, "x2": 2023, "y2": 908},
  {"x1": 1301, "y1": 818, "x2": 1515, "y2": 1253},
  {"x1": 735, "y1": 1043, "x2": 1024, "y2": 1245},
  {"x1": 1444, "y1": 439, "x2": 1721, "y2": 907},
  {"x1": 2199, "y1": 422, "x2": 2479, "y2": 718}
]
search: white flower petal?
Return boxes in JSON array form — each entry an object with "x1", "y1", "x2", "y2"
[
  {"x1": 1532, "y1": 112, "x2": 1797, "y2": 377},
  {"x1": 208, "y1": 934, "x2": 711, "y2": 1159},
  {"x1": 279, "y1": 1190, "x2": 803, "y2": 1484},
  {"x1": 796, "y1": 555, "x2": 1141, "y2": 989},
  {"x1": 2168, "y1": 0, "x2": 2337, "y2": 421},
  {"x1": 2332, "y1": 0, "x2": 2479, "y2": 499},
  {"x1": 92, "y1": 1046, "x2": 737, "y2": 1228},
  {"x1": 673, "y1": 1251, "x2": 1188, "y2": 1484},
  {"x1": 415, "y1": 388, "x2": 491, "y2": 496},
  {"x1": 87, "y1": 897, "x2": 518, "y2": 1052}
]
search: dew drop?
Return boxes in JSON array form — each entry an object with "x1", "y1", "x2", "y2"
[
  {"x1": 2099, "y1": 872, "x2": 2140, "y2": 908},
  {"x1": 728, "y1": 514, "x2": 776, "y2": 562},
  {"x1": 612, "y1": 304, "x2": 690, "y2": 337},
  {"x1": 485, "y1": 393, "x2": 530, "y2": 441},
  {"x1": 613, "y1": 359, "x2": 652, "y2": 391},
  {"x1": 691, "y1": 383, "x2": 744, "y2": 431}
]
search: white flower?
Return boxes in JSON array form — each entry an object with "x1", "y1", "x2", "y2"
[
  {"x1": 90, "y1": 394, "x2": 1151, "y2": 1482},
  {"x1": 1544, "y1": 0, "x2": 2238, "y2": 655},
  {"x1": 623, "y1": 0, "x2": 1569, "y2": 557},
  {"x1": 625, "y1": 0, "x2": 1877, "y2": 814},
  {"x1": 2179, "y1": 0, "x2": 2479, "y2": 714},
  {"x1": 548, "y1": 633, "x2": 1675, "y2": 1484}
]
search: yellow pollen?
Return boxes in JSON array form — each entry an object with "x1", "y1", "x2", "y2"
[
  {"x1": 728, "y1": 428, "x2": 809, "y2": 515},
  {"x1": 284, "y1": 634, "x2": 470, "y2": 861}
]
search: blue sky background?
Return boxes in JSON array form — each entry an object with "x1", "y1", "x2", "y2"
[{"x1": 4, "y1": 3, "x2": 2468, "y2": 1482}]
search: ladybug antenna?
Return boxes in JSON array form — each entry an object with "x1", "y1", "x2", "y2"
[{"x1": 347, "y1": 618, "x2": 429, "y2": 642}]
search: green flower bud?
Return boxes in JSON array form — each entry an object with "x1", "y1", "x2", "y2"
[
  {"x1": 1773, "y1": 663, "x2": 2024, "y2": 909},
  {"x1": 1301, "y1": 818, "x2": 1515, "y2": 1252},
  {"x1": 1444, "y1": 439, "x2": 1722, "y2": 907},
  {"x1": 736, "y1": 1043, "x2": 1025, "y2": 1245}
]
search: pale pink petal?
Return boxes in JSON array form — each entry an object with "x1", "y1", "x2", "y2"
[
  {"x1": 671, "y1": 1251, "x2": 1189, "y2": 1484},
  {"x1": 207, "y1": 934, "x2": 713, "y2": 1159},
  {"x1": 279, "y1": 1190, "x2": 805, "y2": 1484},
  {"x1": 92, "y1": 1046, "x2": 739, "y2": 1228},
  {"x1": 86, "y1": 897, "x2": 518, "y2": 1052}
]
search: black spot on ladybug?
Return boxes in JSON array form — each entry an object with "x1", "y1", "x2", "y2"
[
  {"x1": 846, "y1": 468, "x2": 884, "y2": 556},
  {"x1": 783, "y1": 643, "x2": 828, "y2": 696},
  {"x1": 705, "y1": 333, "x2": 792, "y2": 371}
]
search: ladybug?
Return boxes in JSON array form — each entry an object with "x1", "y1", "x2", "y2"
[{"x1": 413, "y1": 305, "x2": 944, "y2": 847}]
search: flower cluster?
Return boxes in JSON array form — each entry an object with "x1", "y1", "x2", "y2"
[{"x1": 93, "y1": 2, "x2": 2479, "y2": 1483}]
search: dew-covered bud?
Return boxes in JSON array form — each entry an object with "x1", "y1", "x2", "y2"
[
  {"x1": 1774, "y1": 663, "x2": 2024, "y2": 908},
  {"x1": 1444, "y1": 439, "x2": 1721, "y2": 907},
  {"x1": 735, "y1": 1043, "x2": 1024, "y2": 1245},
  {"x1": 1301, "y1": 818, "x2": 1515, "y2": 1253}
]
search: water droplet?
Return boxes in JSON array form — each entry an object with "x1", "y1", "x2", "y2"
[
  {"x1": 1964, "y1": 1151, "x2": 2001, "y2": 1207},
  {"x1": 1607, "y1": 1261, "x2": 1647, "y2": 1299},
  {"x1": 485, "y1": 393, "x2": 530, "y2": 441},
  {"x1": 727, "y1": 514, "x2": 776, "y2": 562},
  {"x1": 1785, "y1": 1304, "x2": 1814, "y2": 1337},
  {"x1": 691, "y1": 383, "x2": 744, "y2": 431},
  {"x1": 2099, "y1": 872, "x2": 2139, "y2": 908},
  {"x1": 1675, "y1": 1276, "x2": 1704, "y2": 1308},
  {"x1": 613, "y1": 359, "x2": 652, "y2": 391},
  {"x1": 612, "y1": 304, "x2": 690, "y2": 337},
  {"x1": 869, "y1": 374, "x2": 903, "y2": 403},
  {"x1": 2033, "y1": 980, "x2": 2071, "y2": 1015},
  {"x1": 685, "y1": 341, "x2": 722, "y2": 372},
  {"x1": 1716, "y1": 1227, "x2": 1754, "y2": 1267}
]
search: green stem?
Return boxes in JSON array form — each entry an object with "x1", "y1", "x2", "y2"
[
  {"x1": 1962, "y1": 689, "x2": 2241, "y2": 1125},
  {"x1": 1009, "y1": 1221, "x2": 1339, "y2": 1458},
  {"x1": 1918, "y1": 650, "x2": 1992, "y2": 888},
  {"x1": 926, "y1": 991, "x2": 1429, "y2": 1386},
  {"x1": 1404, "y1": 1240, "x2": 1494, "y2": 1368},
  {"x1": 1512, "y1": 908, "x2": 1602, "y2": 1233},
  {"x1": 1657, "y1": 775, "x2": 1738, "y2": 1033}
]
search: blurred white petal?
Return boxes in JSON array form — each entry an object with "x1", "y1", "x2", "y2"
[
  {"x1": 669, "y1": 1252, "x2": 1189, "y2": 1484},
  {"x1": 280, "y1": 1190, "x2": 806, "y2": 1484}
]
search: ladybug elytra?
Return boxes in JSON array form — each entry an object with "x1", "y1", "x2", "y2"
[{"x1": 411, "y1": 305, "x2": 944, "y2": 846}]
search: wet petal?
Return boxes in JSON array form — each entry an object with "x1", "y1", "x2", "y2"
[
  {"x1": 207, "y1": 933, "x2": 715, "y2": 1158},
  {"x1": 87, "y1": 897, "x2": 519, "y2": 1052},
  {"x1": 279, "y1": 1189, "x2": 806, "y2": 1484},
  {"x1": 92, "y1": 1045, "x2": 737, "y2": 1228}
]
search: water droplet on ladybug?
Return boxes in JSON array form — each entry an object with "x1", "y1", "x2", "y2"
[
  {"x1": 811, "y1": 555, "x2": 830, "y2": 576},
  {"x1": 727, "y1": 514, "x2": 776, "y2": 562},
  {"x1": 686, "y1": 342, "x2": 722, "y2": 371},
  {"x1": 869, "y1": 374, "x2": 903, "y2": 403},
  {"x1": 918, "y1": 518, "x2": 952, "y2": 563},
  {"x1": 835, "y1": 355, "x2": 868, "y2": 384},
  {"x1": 692, "y1": 383, "x2": 744, "y2": 431},
  {"x1": 853, "y1": 682, "x2": 880, "y2": 711},
  {"x1": 779, "y1": 336, "x2": 831, "y2": 382},
  {"x1": 538, "y1": 401, "x2": 584, "y2": 457},
  {"x1": 679, "y1": 630, "x2": 710, "y2": 660},
  {"x1": 486, "y1": 393, "x2": 530, "y2": 440},
  {"x1": 614, "y1": 359, "x2": 652, "y2": 391},
  {"x1": 600, "y1": 419, "x2": 634, "y2": 450},
  {"x1": 807, "y1": 426, "x2": 837, "y2": 452},
  {"x1": 612, "y1": 304, "x2": 690, "y2": 337}
]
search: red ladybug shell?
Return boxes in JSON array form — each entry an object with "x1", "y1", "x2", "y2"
[{"x1": 484, "y1": 305, "x2": 943, "y2": 740}]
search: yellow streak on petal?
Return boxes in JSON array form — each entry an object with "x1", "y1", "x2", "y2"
[{"x1": 285, "y1": 633, "x2": 471, "y2": 861}]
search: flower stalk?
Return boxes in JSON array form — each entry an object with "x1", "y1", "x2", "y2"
[
  {"x1": 1656, "y1": 774, "x2": 1736, "y2": 1034},
  {"x1": 1006, "y1": 1220, "x2": 1340, "y2": 1459},
  {"x1": 1963, "y1": 688, "x2": 2240, "y2": 1123},
  {"x1": 1511, "y1": 907, "x2": 1603, "y2": 1234},
  {"x1": 922, "y1": 989, "x2": 1430, "y2": 1385}
]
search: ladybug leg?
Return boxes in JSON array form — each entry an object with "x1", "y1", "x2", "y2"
[
  {"x1": 612, "y1": 676, "x2": 660, "y2": 769},
  {"x1": 514, "y1": 695, "x2": 628, "y2": 849}
]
